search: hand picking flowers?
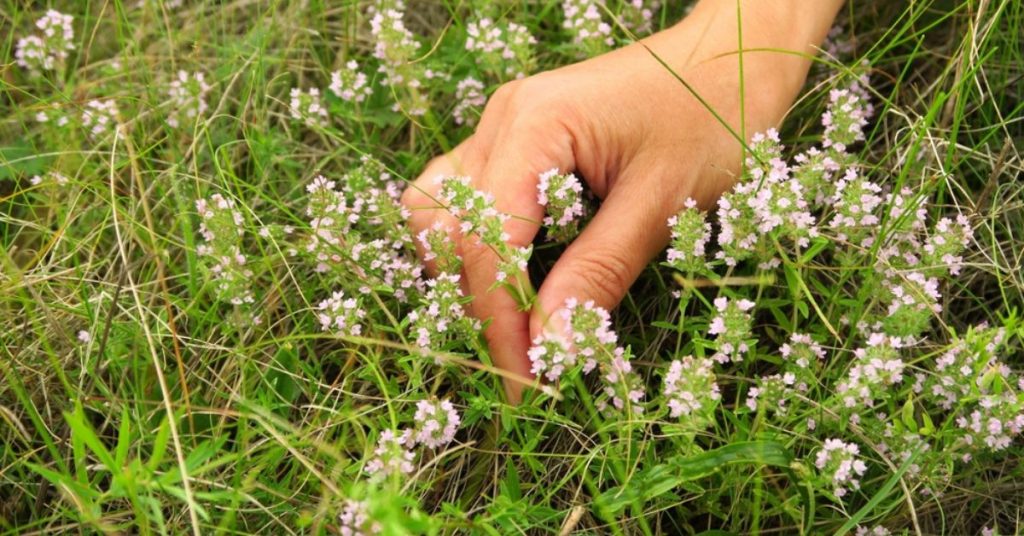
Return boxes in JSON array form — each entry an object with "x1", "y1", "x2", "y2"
[{"x1": 6, "y1": 2, "x2": 1021, "y2": 535}]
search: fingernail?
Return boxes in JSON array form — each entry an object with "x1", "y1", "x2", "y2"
[{"x1": 542, "y1": 307, "x2": 572, "y2": 341}]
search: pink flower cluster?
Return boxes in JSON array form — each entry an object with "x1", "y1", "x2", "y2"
[
  {"x1": 814, "y1": 438, "x2": 868, "y2": 498},
  {"x1": 528, "y1": 299, "x2": 645, "y2": 414},
  {"x1": 167, "y1": 70, "x2": 212, "y2": 128},
  {"x1": 822, "y1": 75, "x2": 874, "y2": 153},
  {"x1": 365, "y1": 399, "x2": 462, "y2": 477},
  {"x1": 828, "y1": 169, "x2": 883, "y2": 247},
  {"x1": 662, "y1": 355, "x2": 720, "y2": 425},
  {"x1": 407, "y1": 272, "x2": 473, "y2": 358},
  {"x1": 302, "y1": 166, "x2": 424, "y2": 304},
  {"x1": 453, "y1": 77, "x2": 487, "y2": 127},
  {"x1": 536, "y1": 168, "x2": 585, "y2": 243},
  {"x1": 15, "y1": 10, "x2": 74, "y2": 75},
  {"x1": 412, "y1": 399, "x2": 461, "y2": 448},
  {"x1": 437, "y1": 175, "x2": 531, "y2": 284},
  {"x1": 317, "y1": 290, "x2": 366, "y2": 337},
  {"x1": 465, "y1": 18, "x2": 537, "y2": 79},
  {"x1": 928, "y1": 327, "x2": 1007, "y2": 410},
  {"x1": 746, "y1": 372, "x2": 799, "y2": 415},
  {"x1": 196, "y1": 194, "x2": 255, "y2": 306},
  {"x1": 81, "y1": 99, "x2": 120, "y2": 139},
  {"x1": 562, "y1": 0, "x2": 614, "y2": 56},
  {"x1": 619, "y1": 1, "x2": 659, "y2": 35},
  {"x1": 365, "y1": 429, "x2": 416, "y2": 477},
  {"x1": 289, "y1": 87, "x2": 328, "y2": 127},
  {"x1": 956, "y1": 393, "x2": 1024, "y2": 452},
  {"x1": 715, "y1": 129, "x2": 818, "y2": 266},
  {"x1": 665, "y1": 198, "x2": 711, "y2": 274},
  {"x1": 330, "y1": 60, "x2": 373, "y2": 104},
  {"x1": 708, "y1": 297, "x2": 756, "y2": 363},
  {"x1": 837, "y1": 333, "x2": 907, "y2": 413},
  {"x1": 369, "y1": 1, "x2": 420, "y2": 71},
  {"x1": 923, "y1": 214, "x2": 973, "y2": 276},
  {"x1": 339, "y1": 499, "x2": 380, "y2": 536},
  {"x1": 369, "y1": 0, "x2": 431, "y2": 116},
  {"x1": 780, "y1": 333, "x2": 827, "y2": 391},
  {"x1": 416, "y1": 222, "x2": 461, "y2": 274}
]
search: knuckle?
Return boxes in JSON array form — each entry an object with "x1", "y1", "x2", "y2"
[
  {"x1": 570, "y1": 250, "x2": 634, "y2": 308},
  {"x1": 490, "y1": 79, "x2": 522, "y2": 105},
  {"x1": 399, "y1": 182, "x2": 430, "y2": 210},
  {"x1": 459, "y1": 239, "x2": 498, "y2": 275}
]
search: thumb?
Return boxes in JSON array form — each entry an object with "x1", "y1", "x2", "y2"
[{"x1": 529, "y1": 171, "x2": 677, "y2": 341}]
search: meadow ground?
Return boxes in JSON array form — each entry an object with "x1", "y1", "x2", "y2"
[{"x1": 1, "y1": 1, "x2": 1023, "y2": 534}]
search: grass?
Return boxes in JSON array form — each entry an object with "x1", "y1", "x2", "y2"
[{"x1": 1, "y1": 0, "x2": 1023, "y2": 534}]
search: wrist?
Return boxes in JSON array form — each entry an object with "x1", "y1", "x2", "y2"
[
  {"x1": 644, "y1": 0, "x2": 842, "y2": 116},
  {"x1": 658, "y1": 0, "x2": 843, "y2": 75}
]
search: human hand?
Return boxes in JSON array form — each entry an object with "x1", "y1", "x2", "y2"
[{"x1": 402, "y1": 0, "x2": 844, "y2": 402}]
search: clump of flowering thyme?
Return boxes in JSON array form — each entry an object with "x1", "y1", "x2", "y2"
[
  {"x1": 302, "y1": 159, "x2": 424, "y2": 305},
  {"x1": 289, "y1": 87, "x2": 328, "y2": 127},
  {"x1": 665, "y1": 198, "x2": 711, "y2": 274},
  {"x1": 814, "y1": 438, "x2": 868, "y2": 498},
  {"x1": 412, "y1": 398, "x2": 461, "y2": 448},
  {"x1": 330, "y1": 60, "x2": 373, "y2": 104},
  {"x1": 662, "y1": 355, "x2": 720, "y2": 428},
  {"x1": 195, "y1": 194, "x2": 256, "y2": 309},
  {"x1": 562, "y1": 0, "x2": 614, "y2": 57},
  {"x1": 369, "y1": 0, "x2": 430, "y2": 116},
  {"x1": 528, "y1": 298, "x2": 645, "y2": 414},
  {"x1": 536, "y1": 168, "x2": 585, "y2": 243},
  {"x1": 364, "y1": 399, "x2": 463, "y2": 477},
  {"x1": 15, "y1": 10, "x2": 74, "y2": 76},
  {"x1": 365, "y1": 429, "x2": 416, "y2": 478},
  {"x1": 619, "y1": 1, "x2": 660, "y2": 35},
  {"x1": 436, "y1": 175, "x2": 533, "y2": 305},
  {"x1": 465, "y1": 18, "x2": 537, "y2": 80},
  {"x1": 708, "y1": 297, "x2": 756, "y2": 363},
  {"x1": 407, "y1": 272, "x2": 476, "y2": 359},
  {"x1": 453, "y1": 77, "x2": 487, "y2": 127},
  {"x1": 317, "y1": 290, "x2": 367, "y2": 338},
  {"x1": 416, "y1": 222, "x2": 462, "y2": 275},
  {"x1": 836, "y1": 333, "x2": 907, "y2": 420},
  {"x1": 339, "y1": 499, "x2": 380, "y2": 536},
  {"x1": 81, "y1": 99, "x2": 120, "y2": 139},
  {"x1": 166, "y1": 70, "x2": 212, "y2": 128}
]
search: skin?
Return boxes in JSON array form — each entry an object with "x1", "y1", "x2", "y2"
[{"x1": 402, "y1": 0, "x2": 847, "y2": 402}]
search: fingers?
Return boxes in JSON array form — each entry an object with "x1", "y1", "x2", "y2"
[
  {"x1": 402, "y1": 90, "x2": 578, "y2": 403},
  {"x1": 465, "y1": 131, "x2": 574, "y2": 403},
  {"x1": 402, "y1": 138, "x2": 479, "y2": 277},
  {"x1": 529, "y1": 166, "x2": 678, "y2": 342}
]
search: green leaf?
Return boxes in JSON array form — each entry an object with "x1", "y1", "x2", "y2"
[
  {"x1": 115, "y1": 406, "x2": 131, "y2": 469},
  {"x1": 651, "y1": 320, "x2": 682, "y2": 332},
  {"x1": 502, "y1": 457, "x2": 522, "y2": 501},
  {"x1": 146, "y1": 416, "x2": 172, "y2": 472},
  {"x1": 669, "y1": 441, "x2": 793, "y2": 480},
  {"x1": 920, "y1": 410, "x2": 935, "y2": 436},
  {"x1": 799, "y1": 237, "x2": 831, "y2": 264},
  {"x1": 596, "y1": 441, "x2": 795, "y2": 514},
  {"x1": 0, "y1": 143, "x2": 49, "y2": 180},
  {"x1": 65, "y1": 403, "x2": 117, "y2": 473},
  {"x1": 901, "y1": 398, "x2": 918, "y2": 433}
]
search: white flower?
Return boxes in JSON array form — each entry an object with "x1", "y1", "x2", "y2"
[
  {"x1": 365, "y1": 429, "x2": 416, "y2": 477},
  {"x1": 412, "y1": 399, "x2": 461, "y2": 448},
  {"x1": 329, "y1": 60, "x2": 373, "y2": 103},
  {"x1": 81, "y1": 100, "x2": 119, "y2": 139},
  {"x1": 15, "y1": 10, "x2": 74, "y2": 75},
  {"x1": 289, "y1": 87, "x2": 328, "y2": 127},
  {"x1": 167, "y1": 70, "x2": 212, "y2": 128}
]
